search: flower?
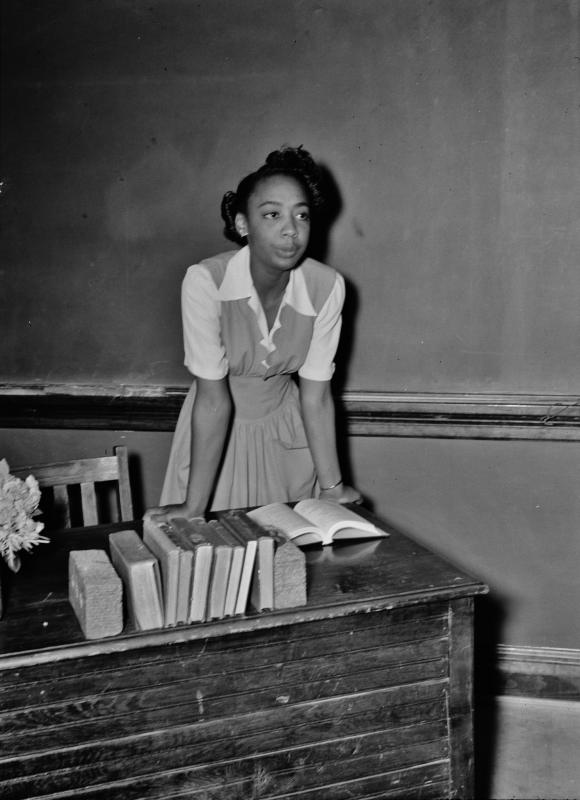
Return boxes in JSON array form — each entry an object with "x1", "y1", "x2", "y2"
[{"x1": 0, "y1": 459, "x2": 49, "y2": 572}]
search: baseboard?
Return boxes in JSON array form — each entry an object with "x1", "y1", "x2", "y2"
[{"x1": 1, "y1": 384, "x2": 579, "y2": 440}]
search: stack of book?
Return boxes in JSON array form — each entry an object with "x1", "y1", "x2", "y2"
[
  {"x1": 109, "y1": 500, "x2": 386, "y2": 631},
  {"x1": 140, "y1": 511, "x2": 276, "y2": 626}
]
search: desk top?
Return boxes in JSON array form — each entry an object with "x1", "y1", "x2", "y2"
[{"x1": 0, "y1": 508, "x2": 487, "y2": 669}]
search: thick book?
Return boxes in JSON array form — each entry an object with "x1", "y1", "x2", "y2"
[
  {"x1": 247, "y1": 499, "x2": 388, "y2": 547},
  {"x1": 222, "y1": 512, "x2": 274, "y2": 613},
  {"x1": 170, "y1": 518, "x2": 213, "y2": 624},
  {"x1": 108, "y1": 530, "x2": 164, "y2": 631},
  {"x1": 143, "y1": 518, "x2": 181, "y2": 627}
]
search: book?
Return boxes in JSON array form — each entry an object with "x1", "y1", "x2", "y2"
[
  {"x1": 143, "y1": 518, "x2": 181, "y2": 627},
  {"x1": 219, "y1": 513, "x2": 258, "y2": 615},
  {"x1": 108, "y1": 530, "x2": 164, "y2": 631},
  {"x1": 159, "y1": 523, "x2": 194, "y2": 624},
  {"x1": 204, "y1": 520, "x2": 234, "y2": 620},
  {"x1": 211, "y1": 521, "x2": 245, "y2": 617},
  {"x1": 170, "y1": 518, "x2": 213, "y2": 624},
  {"x1": 247, "y1": 499, "x2": 388, "y2": 547},
  {"x1": 221, "y1": 512, "x2": 274, "y2": 613}
]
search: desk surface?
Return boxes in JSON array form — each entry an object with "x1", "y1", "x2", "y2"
[{"x1": 0, "y1": 508, "x2": 487, "y2": 668}]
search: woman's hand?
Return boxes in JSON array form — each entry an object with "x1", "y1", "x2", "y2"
[
  {"x1": 319, "y1": 482, "x2": 363, "y2": 505},
  {"x1": 143, "y1": 503, "x2": 205, "y2": 525}
]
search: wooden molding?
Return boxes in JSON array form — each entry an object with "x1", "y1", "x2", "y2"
[
  {"x1": 493, "y1": 645, "x2": 580, "y2": 701},
  {"x1": 0, "y1": 384, "x2": 579, "y2": 440},
  {"x1": 342, "y1": 391, "x2": 580, "y2": 441}
]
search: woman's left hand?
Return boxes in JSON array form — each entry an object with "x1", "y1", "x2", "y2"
[{"x1": 319, "y1": 483, "x2": 363, "y2": 505}]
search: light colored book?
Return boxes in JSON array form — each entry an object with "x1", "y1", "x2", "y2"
[
  {"x1": 108, "y1": 530, "x2": 164, "y2": 631},
  {"x1": 161, "y1": 523, "x2": 194, "y2": 625},
  {"x1": 219, "y1": 513, "x2": 259, "y2": 615},
  {"x1": 204, "y1": 520, "x2": 234, "y2": 620},
  {"x1": 247, "y1": 500, "x2": 388, "y2": 547},
  {"x1": 170, "y1": 518, "x2": 213, "y2": 624},
  {"x1": 212, "y1": 521, "x2": 245, "y2": 617},
  {"x1": 222, "y1": 512, "x2": 274, "y2": 613},
  {"x1": 143, "y1": 518, "x2": 181, "y2": 627}
]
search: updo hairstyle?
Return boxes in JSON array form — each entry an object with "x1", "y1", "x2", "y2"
[{"x1": 221, "y1": 145, "x2": 326, "y2": 245}]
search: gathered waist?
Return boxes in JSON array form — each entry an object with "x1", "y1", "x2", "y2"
[{"x1": 228, "y1": 374, "x2": 296, "y2": 421}]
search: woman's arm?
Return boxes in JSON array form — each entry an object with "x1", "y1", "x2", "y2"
[
  {"x1": 299, "y1": 377, "x2": 361, "y2": 504},
  {"x1": 147, "y1": 377, "x2": 232, "y2": 521}
]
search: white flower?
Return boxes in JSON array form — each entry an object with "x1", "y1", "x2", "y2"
[{"x1": 0, "y1": 459, "x2": 49, "y2": 571}]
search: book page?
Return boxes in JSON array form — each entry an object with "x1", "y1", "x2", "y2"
[
  {"x1": 293, "y1": 500, "x2": 384, "y2": 545},
  {"x1": 247, "y1": 503, "x2": 322, "y2": 545}
]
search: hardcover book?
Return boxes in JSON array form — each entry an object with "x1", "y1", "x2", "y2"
[
  {"x1": 221, "y1": 512, "x2": 274, "y2": 613},
  {"x1": 211, "y1": 521, "x2": 245, "y2": 617},
  {"x1": 203, "y1": 520, "x2": 234, "y2": 620},
  {"x1": 160, "y1": 524, "x2": 194, "y2": 624},
  {"x1": 142, "y1": 518, "x2": 181, "y2": 627},
  {"x1": 170, "y1": 518, "x2": 213, "y2": 624},
  {"x1": 108, "y1": 530, "x2": 164, "y2": 631}
]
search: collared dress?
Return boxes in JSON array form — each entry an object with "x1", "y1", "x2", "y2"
[{"x1": 160, "y1": 246, "x2": 345, "y2": 511}]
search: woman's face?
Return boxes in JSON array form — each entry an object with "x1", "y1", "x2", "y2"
[{"x1": 236, "y1": 175, "x2": 311, "y2": 275}]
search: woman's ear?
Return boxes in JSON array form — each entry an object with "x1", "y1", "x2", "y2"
[{"x1": 234, "y1": 212, "x2": 248, "y2": 239}]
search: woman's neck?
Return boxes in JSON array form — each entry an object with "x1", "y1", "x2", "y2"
[
  {"x1": 249, "y1": 261, "x2": 290, "y2": 303},
  {"x1": 250, "y1": 262, "x2": 291, "y2": 331}
]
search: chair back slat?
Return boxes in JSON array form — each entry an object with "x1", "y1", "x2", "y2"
[
  {"x1": 116, "y1": 451, "x2": 134, "y2": 521},
  {"x1": 11, "y1": 446, "x2": 133, "y2": 529},
  {"x1": 52, "y1": 485, "x2": 71, "y2": 528},
  {"x1": 80, "y1": 482, "x2": 99, "y2": 526}
]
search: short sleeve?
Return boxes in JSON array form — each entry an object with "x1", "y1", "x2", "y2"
[
  {"x1": 298, "y1": 272, "x2": 345, "y2": 381},
  {"x1": 181, "y1": 264, "x2": 229, "y2": 379}
]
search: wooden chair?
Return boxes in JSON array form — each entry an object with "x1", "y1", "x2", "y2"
[{"x1": 12, "y1": 446, "x2": 134, "y2": 528}]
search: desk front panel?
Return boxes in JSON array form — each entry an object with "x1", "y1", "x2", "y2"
[{"x1": 1, "y1": 600, "x2": 459, "y2": 800}]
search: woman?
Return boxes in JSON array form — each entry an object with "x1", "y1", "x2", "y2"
[{"x1": 150, "y1": 146, "x2": 360, "y2": 522}]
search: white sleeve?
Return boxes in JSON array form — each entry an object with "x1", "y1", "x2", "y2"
[
  {"x1": 298, "y1": 272, "x2": 345, "y2": 381},
  {"x1": 181, "y1": 265, "x2": 228, "y2": 379}
]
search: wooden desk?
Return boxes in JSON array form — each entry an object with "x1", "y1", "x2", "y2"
[{"x1": 0, "y1": 511, "x2": 487, "y2": 799}]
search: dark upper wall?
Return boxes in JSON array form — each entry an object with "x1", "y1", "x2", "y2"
[{"x1": 1, "y1": 0, "x2": 579, "y2": 393}]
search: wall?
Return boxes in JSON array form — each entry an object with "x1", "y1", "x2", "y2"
[{"x1": 1, "y1": 0, "x2": 579, "y2": 394}]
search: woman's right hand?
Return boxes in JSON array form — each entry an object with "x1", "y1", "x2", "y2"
[
  {"x1": 143, "y1": 503, "x2": 205, "y2": 525},
  {"x1": 319, "y1": 483, "x2": 363, "y2": 505}
]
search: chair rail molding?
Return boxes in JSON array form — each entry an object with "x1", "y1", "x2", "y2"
[{"x1": 1, "y1": 384, "x2": 579, "y2": 440}]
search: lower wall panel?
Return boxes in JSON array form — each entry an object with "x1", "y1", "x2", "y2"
[{"x1": 487, "y1": 696, "x2": 580, "y2": 800}]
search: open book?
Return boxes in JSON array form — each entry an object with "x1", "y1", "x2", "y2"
[{"x1": 247, "y1": 499, "x2": 388, "y2": 547}]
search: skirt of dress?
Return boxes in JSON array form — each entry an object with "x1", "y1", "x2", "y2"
[{"x1": 160, "y1": 374, "x2": 317, "y2": 510}]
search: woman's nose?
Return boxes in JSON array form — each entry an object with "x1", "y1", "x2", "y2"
[{"x1": 282, "y1": 217, "x2": 297, "y2": 237}]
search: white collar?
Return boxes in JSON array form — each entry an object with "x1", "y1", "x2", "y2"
[{"x1": 218, "y1": 246, "x2": 317, "y2": 318}]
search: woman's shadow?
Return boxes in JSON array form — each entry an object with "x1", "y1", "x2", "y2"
[{"x1": 308, "y1": 163, "x2": 363, "y2": 508}]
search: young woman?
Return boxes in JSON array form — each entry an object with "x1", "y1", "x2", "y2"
[{"x1": 149, "y1": 146, "x2": 360, "y2": 522}]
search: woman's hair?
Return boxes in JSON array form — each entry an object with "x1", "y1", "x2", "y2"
[{"x1": 221, "y1": 145, "x2": 326, "y2": 245}]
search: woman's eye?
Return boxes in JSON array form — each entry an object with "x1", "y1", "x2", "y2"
[
  {"x1": 264, "y1": 211, "x2": 279, "y2": 219},
  {"x1": 297, "y1": 212, "x2": 310, "y2": 221}
]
